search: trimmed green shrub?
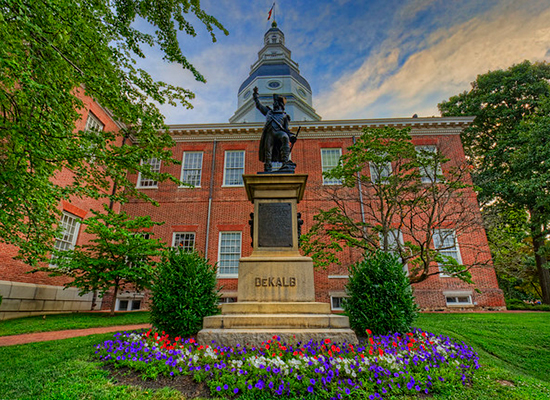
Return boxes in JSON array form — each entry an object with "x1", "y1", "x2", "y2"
[
  {"x1": 150, "y1": 248, "x2": 220, "y2": 337},
  {"x1": 345, "y1": 250, "x2": 418, "y2": 335}
]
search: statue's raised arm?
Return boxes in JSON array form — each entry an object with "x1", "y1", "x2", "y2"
[{"x1": 253, "y1": 87, "x2": 270, "y2": 116}]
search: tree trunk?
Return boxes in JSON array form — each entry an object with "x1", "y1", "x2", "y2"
[
  {"x1": 110, "y1": 283, "x2": 119, "y2": 316},
  {"x1": 530, "y1": 221, "x2": 550, "y2": 304}
]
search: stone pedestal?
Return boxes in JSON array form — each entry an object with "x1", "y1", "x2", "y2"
[{"x1": 197, "y1": 174, "x2": 357, "y2": 347}]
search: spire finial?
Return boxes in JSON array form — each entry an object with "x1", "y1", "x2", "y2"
[{"x1": 271, "y1": 20, "x2": 277, "y2": 28}]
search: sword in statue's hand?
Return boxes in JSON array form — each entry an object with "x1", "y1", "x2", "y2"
[{"x1": 289, "y1": 126, "x2": 301, "y2": 153}]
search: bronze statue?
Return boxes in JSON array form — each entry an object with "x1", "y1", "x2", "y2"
[{"x1": 253, "y1": 86, "x2": 297, "y2": 173}]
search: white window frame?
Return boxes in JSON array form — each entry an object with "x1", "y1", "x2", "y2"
[
  {"x1": 223, "y1": 151, "x2": 245, "y2": 187},
  {"x1": 217, "y1": 231, "x2": 242, "y2": 277},
  {"x1": 137, "y1": 158, "x2": 161, "y2": 189},
  {"x1": 321, "y1": 148, "x2": 342, "y2": 185},
  {"x1": 180, "y1": 151, "x2": 203, "y2": 188},
  {"x1": 50, "y1": 212, "x2": 81, "y2": 266},
  {"x1": 85, "y1": 112, "x2": 104, "y2": 132},
  {"x1": 218, "y1": 297, "x2": 238, "y2": 305},
  {"x1": 369, "y1": 161, "x2": 392, "y2": 184},
  {"x1": 53, "y1": 212, "x2": 81, "y2": 253},
  {"x1": 444, "y1": 291, "x2": 473, "y2": 307},
  {"x1": 380, "y1": 229, "x2": 408, "y2": 276},
  {"x1": 172, "y1": 232, "x2": 196, "y2": 251},
  {"x1": 416, "y1": 145, "x2": 442, "y2": 183},
  {"x1": 330, "y1": 295, "x2": 347, "y2": 311},
  {"x1": 433, "y1": 229, "x2": 462, "y2": 277},
  {"x1": 116, "y1": 298, "x2": 143, "y2": 311}
]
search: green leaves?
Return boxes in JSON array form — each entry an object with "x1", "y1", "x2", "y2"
[
  {"x1": 345, "y1": 250, "x2": 417, "y2": 335},
  {"x1": 0, "y1": 0, "x2": 227, "y2": 263},
  {"x1": 37, "y1": 206, "x2": 166, "y2": 314},
  {"x1": 439, "y1": 61, "x2": 550, "y2": 303},
  {"x1": 302, "y1": 126, "x2": 479, "y2": 285},
  {"x1": 150, "y1": 247, "x2": 220, "y2": 337}
]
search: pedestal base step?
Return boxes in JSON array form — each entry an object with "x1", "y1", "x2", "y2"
[
  {"x1": 221, "y1": 302, "x2": 330, "y2": 314},
  {"x1": 197, "y1": 328, "x2": 358, "y2": 348},
  {"x1": 203, "y1": 313, "x2": 350, "y2": 329}
]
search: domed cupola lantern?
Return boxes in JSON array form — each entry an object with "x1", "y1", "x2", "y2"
[{"x1": 230, "y1": 21, "x2": 321, "y2": 123}]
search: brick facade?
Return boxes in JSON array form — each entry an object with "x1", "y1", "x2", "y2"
[{"x1": 123, "y1": 118, "x2": 506, "y2": 311}]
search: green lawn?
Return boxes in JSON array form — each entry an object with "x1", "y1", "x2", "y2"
[
  {"x1": 0, "y1": 312, "x2": 549, "y2": 399},
  {"x1": 0, "y1": 311, "x2": 150, "y2": 337}
]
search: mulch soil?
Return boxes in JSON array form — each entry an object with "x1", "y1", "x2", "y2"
[{"x1": 102, "y1": 364, "x2": 212, "y2": 399}]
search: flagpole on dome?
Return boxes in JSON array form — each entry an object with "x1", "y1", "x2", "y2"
[{"x1": 267, "y1": 1, "x2": 276, "y2": 24}]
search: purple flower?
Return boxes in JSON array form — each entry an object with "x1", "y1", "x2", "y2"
[
  {"x1": 233, "y1": 388, "x2": 239, "y2": 394},
  {"x1": 216, "y1": 386, "x2": 221, "y2": 392},
  {"x1": 307, "y1": 386, "x2": 314, "y2": 393}
]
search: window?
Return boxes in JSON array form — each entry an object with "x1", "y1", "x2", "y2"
[
  {"x1": 331, "y1": 296, "x2": 346, "y2": 311},
  {"x1": 416, "y1": 145, "x2": 442, "y2": 183},
  {"x1": 433, "y1": 229, "x2": 462, "y2": 276},
  {"x1": 218, "y1": 232, "x2": 241, "y2": 276},
  {"x1": 444, "y1": 292, "x2": 473, "y2": 306},
  {"x1": 137, "y1": 158, "x2": 161, "y2": 188},
  {"x1": 181, "y1": 152, "x2": 203, "y2": 187},
  {"x1": 173, "y1": 232, "x2": 195, "y2": 251},
  {"x1": 85, "y1": 112, "x2": 104, "y2": 132},
  {"x1": 223, "y1": 151, "x2": 245, "y2": 187},
  {"x1": 321, "y1": 148, "x2": 342, "y2": 185},
  {"x1": 380, "y1": 229, "x2": 408, "y2": 275},
  {"x1": 369, "y1": 161, "x2": 392, "y2": 183},
  {"x1": 53, "y1": 212, "x2": 81, "y2": 252},
  {"x1": 116, "y1": 299, "x2": 142, "y2": 311},
  {"x1": 219, "y1": 297, "x2": 237, "y2": 304}
]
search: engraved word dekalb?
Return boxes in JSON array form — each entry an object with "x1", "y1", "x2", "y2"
[{"x1": 255, "y1": 277, "x2": 297, "y2": 287}]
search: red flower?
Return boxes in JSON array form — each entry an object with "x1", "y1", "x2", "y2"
[
  {"x1": 324, "y1": 338, "x2": 331, "y2": 344},
  {"x1": 366, "y1": 329, "x2": 372, "y2": 335}
]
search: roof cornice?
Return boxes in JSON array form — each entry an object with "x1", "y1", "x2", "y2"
[{"x1": 168, "y1": 116, "x2": 474, "y2": 142}]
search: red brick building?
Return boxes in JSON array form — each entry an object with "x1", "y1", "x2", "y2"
[
  {"x1": 0, "y1": 23, "x2": 505, "y2": 319},
  {"x1": 0, "y1": 91, "x2": 124, "y2": 319},
  {"x1": 123, "y1": 23, "x2": 505, "y2": 311}
]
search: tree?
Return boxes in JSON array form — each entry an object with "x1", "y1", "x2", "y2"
[
  {"x1": 0, "y1": 0, "x2": 227, "y2": 265},
  {"x1": 483, "y1": 203, "x2": 539, "y2": 300},
  {"x1": 439, "y1": 61, "x2": 550, "y2": 303},
  {"x1": 301, "y1": 126, "x2": 488, "y2": 284},
  {"x1": 39, "y1": 206, "x2": 166, "y2": 315}
]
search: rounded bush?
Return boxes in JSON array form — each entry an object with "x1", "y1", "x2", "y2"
[
  {"x1": 345, "y1": 250, "x2": 418, "y2": 335},
  {"x1": 150, "y1": 248, "x2": 220, "y2": 337}
]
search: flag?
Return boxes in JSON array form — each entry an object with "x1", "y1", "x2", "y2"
[{"x1": 267, "y1": 2, "x2": 275, "y2": 20}]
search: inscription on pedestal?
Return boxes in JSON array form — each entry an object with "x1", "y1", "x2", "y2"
[
  {"x1": 258, "y1": 203, "x2": 293, "y2": 247},
  {"x1": 254, "y1": 277, "x2": 296, "y2": 287}
]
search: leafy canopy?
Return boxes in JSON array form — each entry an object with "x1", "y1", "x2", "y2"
[
  {"x1": 439, "y1": 60, "x2": 550, "y2": 303},
  {"x1": 301, "y1": 126, "x2": 483, "y2": 284},
  {"x1": 39, "y1": 206, "x2": 166, "y2": 315},
  {"x1": 0, "y1": 0, "x2": 227, "y2": 264}
]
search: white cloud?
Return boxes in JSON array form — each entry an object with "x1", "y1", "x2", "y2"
[{"x1": 316, "y1": 1, "x2": 550, "y2": 119}]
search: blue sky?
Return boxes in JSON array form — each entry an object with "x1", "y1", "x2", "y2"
[{"x1": 139, "y1": 0, "x2": 550, "y2": 125}]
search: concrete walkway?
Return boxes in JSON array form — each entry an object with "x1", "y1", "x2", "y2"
[{"x1": 0, "y1": 324, "x2": 151, "y2": 347}]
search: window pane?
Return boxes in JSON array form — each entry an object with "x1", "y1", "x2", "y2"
[
  {"x1": 131, "y1": 300, "x2": 142, "y2": 310},
  {"x1": 416, "y1": 145, "x2": 442, "y2": 183},
  {"x1": 369, "y1": 161, "x2": 392, "y2": 183},
  {"x1": 53, "y1": 213, "x2": 81, "y2": 253},
  {"x1": 321, "y1": 148, "x2": 342, "y2": 185},
  {"x1": 85, "y1": 112, "x2": 104, "y2": 132},
  {"x1": 173, "y1": 232, "x2": 195, "y2": 251},
  {"x1": 224, "y1": 151, "x2": 245, "y2": 186},
  {"x1": 138, "y1": 158, "x2": 161, "y2": 188},
  {"x1": 218, "y1": 232, "x2": 241, "y2": 275},
  {"x1": 181, "y1": 152, "x2": 203, "y2": 186}
]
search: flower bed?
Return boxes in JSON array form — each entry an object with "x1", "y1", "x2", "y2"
[{"x1": 95, "y1": 328, "x2": 479, "y2": 399}]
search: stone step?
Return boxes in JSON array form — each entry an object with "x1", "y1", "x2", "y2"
[
  {"x1": 202, "y1": 313, "x2": 350, "y2": 329},
  {"x1": 221, "y1": 302, "x2": 331, "y2": 315}
]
